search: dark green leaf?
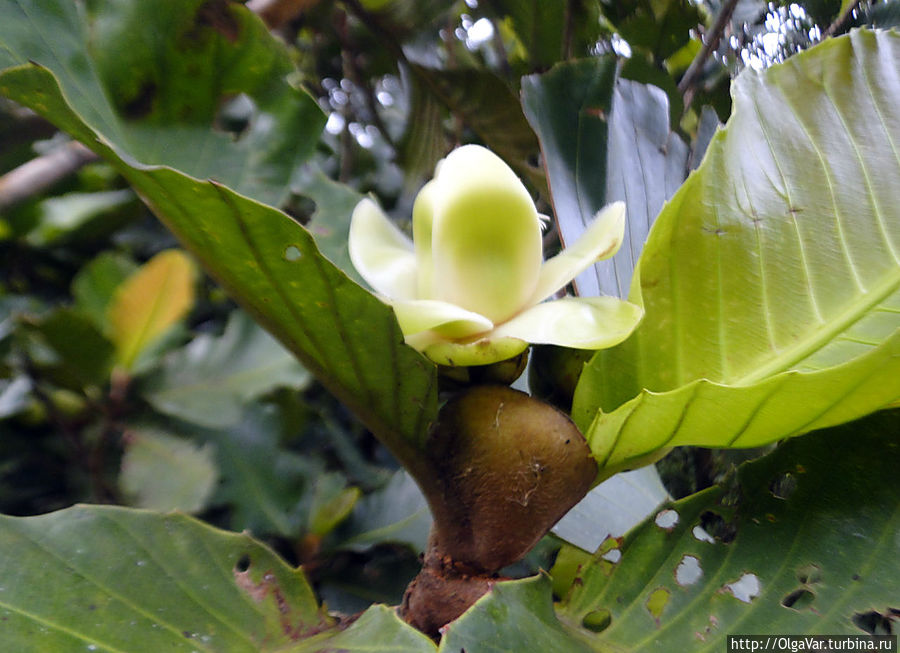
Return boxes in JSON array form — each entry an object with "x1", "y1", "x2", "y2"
[
  {"x1": 142, "y1": 311, "x2": 311, "y2": 429},
  {"x1": 0, "y1": 0, "x2": 438, "y2": 474},
  {"x1": 605, "y1": 0, "x2": 703, "y2": 61},
  {"x1": 413, "y1": 65, "x2": 544, "y2": 189},
  {"x1": 21, "y1": 308, "x2": 114, "y2": 389},
  {"x1": 340, "y1": 470, "x2": 432, "y2": 553},
  {"x1": 71, "y1": 251, "x2": 138, "y2": 333},
  {"x1": 438, "y1": 575, "x2": 595, "y2": 652},
  {"x1": 0, "y1": 505, "x2": 329, "y2": 651},
  {"x1": 555, "y1": 409, "x2": 900, "y2": 649},
  {"x1": 201, "y1": 404, "x2": 321, "y2": 538},
  {"x1": 522, "y1": 58, "x2": 617, "y2": 270}
]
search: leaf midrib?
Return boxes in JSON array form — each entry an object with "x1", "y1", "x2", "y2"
[{"x1": 733, "y1": 271, "x2": 900, "y2": 385}]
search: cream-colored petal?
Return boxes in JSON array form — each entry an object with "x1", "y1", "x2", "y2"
[
  {"x1": 530, "y1": 202, "x2": 626, "y2": 304},
  {"x1": 348, "y1": 198, "x2": 418, "y2": 300},
  {"x1": 430, "y1": 145, "x2": 542, "y2": 323},
  {"x1": 492, "y1": 296, "x2": 642, "y2": 349},
  {"x1": 412, "y1": 333, "x2": 530, "y2": 367},
  {"x1": 412, "y1": 181, "x2": 436, "y2": 298},
  {"x1": 390, "y1": 299, "x2": 493, "y2": 339}
]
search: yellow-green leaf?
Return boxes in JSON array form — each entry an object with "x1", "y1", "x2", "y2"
[{"x1": 107, "y1": 250, "x2": 195, "y2": 371}]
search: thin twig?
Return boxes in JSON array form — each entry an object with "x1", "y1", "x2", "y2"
[
  {"x1": 678, "y1": 0, "x2": 741, "y2": 113},
  {"x1": 823, "y1": 0, "x2": 861, "y2": 37},
  {"x1": 0, "y1": 141, "x2": 98, "y2": 211}
]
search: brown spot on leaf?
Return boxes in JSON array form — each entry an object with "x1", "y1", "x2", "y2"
[{"x1": 196, "y1": 0, "x2": 241, "y2": 42}]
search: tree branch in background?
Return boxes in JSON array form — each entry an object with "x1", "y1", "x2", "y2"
[
  {"x1": 246, "y1": 0, "x2": 322, "y2": 30},
  {"x1": 0, "y1": 140, "x2": 98, "y2": 212},
  {"x1": 678, "y1": 0, "x2": 740, "y2": 113},
  {"x1": 823, "y1": 0, "x2": 862, "y2": 37}
]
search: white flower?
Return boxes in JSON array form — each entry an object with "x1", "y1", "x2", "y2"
[{"x1": 349, "y1": 144, "x2": 642, "y2": 366}]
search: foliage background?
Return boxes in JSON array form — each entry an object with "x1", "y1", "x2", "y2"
[{"x1": 0, "y1": 0, "x2": 898, "y2": 649}]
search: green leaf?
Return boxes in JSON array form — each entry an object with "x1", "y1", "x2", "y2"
[
  {"x1": 0, "y1": 0, "x2": 438, "y2": 473},
  {"x1": 119, "y1": 427, "x2": 218, "y2": 513},
  {"x1": 25, "y1": 189, "x2": 136, "y2": 247},
  {"x1": 522, "y1": 59, "x2": 617, "y2": 287},
  {"x1": 0, "y1": 0, "x2": 322, "y2": 207},
  {"x1": 201, "y1": 404, "x2": 320, "y2": 538},
  {"x1": 413, "y1": 65, "x2": 544, "y2": 189},
  {"x1": 573, "y1": 30, "x2": 900, "y2": 469},
  {"x1": 298, "y1": 605, "x2": 436, "y2": 653},
  {"x1": 438, "y1": 575, "x2": 595, "y2": 652},
  {"x1": 306, "y1": 473, "x2": 361, "y2": 538},
  {"x1": 0, "y1": 505, "x2": 329, "y2": 651},
  {"x1": 107, "y1": 249, "x2": 196, "y2": 372},
  {"x1": 490, "y1": 1, "x2": 567, "y2": 69},
  {"x1": 20, "y1": 308, "x2": 115, "y2": 389},
  {"x1": 294, "y1": 168, "x2": 366, "y2": 283},
  {"x1": 396, "y1": 75, "x2": 445, "y2": 186},
  {"x1": 142, "y1": 311, "x2": 312, "y2": 429},
  {"x1": 340, "y1": 470, "x2": 432, "y2": 553},
  {"x1": 71, "y1": 251, "x2": 138, "y2": 333},
  {"x1": 554, "y1": 409, "x2": 900, "y2": 649},
  {"x1": 604, "y1": 0, "x2": 703, "y2": 61}
]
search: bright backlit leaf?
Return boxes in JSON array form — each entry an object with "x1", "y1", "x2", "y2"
[
  {"x1": 573, "y1": 30, "x2": 900, "y2": 472},
  {"x1": 107, "y1": 250, "x2": 195, "y2": 372}
]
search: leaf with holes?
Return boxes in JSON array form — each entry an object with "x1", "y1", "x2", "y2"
[
  {"x1": 0, "y1": 505, "x2": 327, "y2": 651},
  {"x1": 551, "y1": 409, "x2": 900, "y2": 649},
  {"x1": 0, "y1": 0, "x2": 438, "y2": 473},
  {"x1": 572, "y1": 30, "x2": 900, "y2": 473},
  {"x1": 0, "y1": 505, "x2": 440, "y2": 651}
]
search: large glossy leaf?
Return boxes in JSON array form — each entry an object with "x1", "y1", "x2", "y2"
[
  {"x1": 522, "y1": 61, "x2": 690, "y2": 299},
  {"x1": 0, "y1": 0, "x2": 318, "y2": 208},
  {"x1": 554, "y1": 409, "x2": 900, "y2": 649},
  {"x1": 0, "y1": 0, "x2": 438, "y2": 472},
  {"x1": 0, "y1": 505, "x2": 328, "y2": 651},
  {"x1": 573, "y1": 30, "x2": 900, "y2": 470},
  {"x1": 0, "y1": 504, "x2": 439, "y2": 651},
  {"x1": 295, "y1": 605, "x2": 436, "y2": 653}
]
